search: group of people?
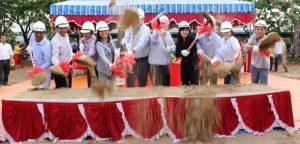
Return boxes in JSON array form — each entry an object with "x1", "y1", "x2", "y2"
[{"x1": 0, "y1": 8, "x2": 287, "y2": 89}]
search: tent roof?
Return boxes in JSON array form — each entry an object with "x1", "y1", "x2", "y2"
[{"x1": 50, "y1": 0, "x2": 255, "y2": 16}]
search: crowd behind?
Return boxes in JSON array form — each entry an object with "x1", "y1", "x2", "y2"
[{"x1": 0, "y1": 9, "x2": 288, "y2": 90}]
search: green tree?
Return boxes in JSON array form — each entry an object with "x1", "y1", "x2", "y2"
[
  {"x1": 249, "y1": 0, "x2": 300, "y2": 57},
  {"x1": 1, "y1": 0, "x2": 54, "y2": 45}
]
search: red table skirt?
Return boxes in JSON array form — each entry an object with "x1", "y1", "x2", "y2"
[{"x1": 0, "y1": 90, "x2": 296, "y2": 143}]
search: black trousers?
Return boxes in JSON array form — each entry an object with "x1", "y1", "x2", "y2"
[
  {"x1": 0, "y1": 59, "x2": 10, "y2": 85},
  {"x1": 224, "y1": 74, "x2": 231, "y2": 84},
  {"x1": 150, "y1": 64, "x2": 170, "y2": 86},
  {"x1": 270, "y1": 54, "x2": 287, "y2": 71},
  {"x1": 270, "y1": 56, "x2": 274, "y2": 70},
  {"x1": 181, "y1": 63, "x2": 199, "y2": 85},
  {"x1": 53, "y1": 73, "x2": 72, "y2": 88},
  {"x1": 126, "y1": 56, "x2": 149, "y2": 87}
]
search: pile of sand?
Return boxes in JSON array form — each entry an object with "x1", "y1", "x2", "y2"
[{"x1": 8, "y1": 84, "x2": 279, "y2": 100}]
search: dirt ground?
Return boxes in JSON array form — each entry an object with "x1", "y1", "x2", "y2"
[
  {"x1": 270, "y1": 62, "x2": 300, "y2": 80},
  {"x1": 7, "y1": 61, "x2": 32, "y2": 85}
]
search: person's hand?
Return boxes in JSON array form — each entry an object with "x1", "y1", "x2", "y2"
[
  {"x1": 181, "y1": 50, "x2": 190, "y2": 57},
  {"x1": 210, "y1": 58, "x2": 220, "y2": 66},
  {"x1": 234, "y1": 52, "x2": 241, "y2": 62},
  {"x1": 197, "y1": 49, "x2": 204, "y2": 55},
  {"x1": 125, "y1": 43, "x2": 132, "y2": 51},
  {"x1": 114, "y1": 48, "x2": 120, "y2": 60},
  {"x1": 253, "y1": 45, "x2": 259, "y2": 52},
  {"x1": 108, "y1": 63, "x2": 114, "y2": 70}
]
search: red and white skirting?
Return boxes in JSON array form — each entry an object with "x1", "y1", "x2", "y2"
[{"x1": 0, "y1": 90, "x2": 297, "y2": 143}]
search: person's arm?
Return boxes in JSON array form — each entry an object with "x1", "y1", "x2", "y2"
[
  {"x1": 41, "y1": 42, "x2": 52, "y2": 68},
  {"x1": 9, "y1": 45, "x2": 13, "y2": 61},
  {"x1": 96, "y1": 42, "x2": 112, "y2": 67},
  {"x1": 87, "y1": 38, "x2": 97, "y2": 57},
  {"x1": 245, "y1": 35, "x2": 257, "y2": 52},
  {"x1": 196, "y1": 37, "x2": 204, "y2": 55},
  {"x1": 213, "y1": 34, "x2": 222, "y2": 58},
  {"x1": 133, "y1": 27, "x2": 151, "y2": 52},
  {"x1": 232, "y1": 38, "x2": 241, "y2": 61},
  {"x1": 175, "y1": 42, "x2": 182, "y2": 57},
  {"x1": 51, "y1": 39, "x2": 60, "y2": 65},
  {"x1": 121, "y1": 29, "x2": 131, "y2": 47},
  {"x1": 162, "y1": 31, "x2": 175, "y2": 53}
]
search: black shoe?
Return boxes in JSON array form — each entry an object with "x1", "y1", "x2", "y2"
[{"x1": 3, "y1": 83, "x2": 10, "y2": 86}]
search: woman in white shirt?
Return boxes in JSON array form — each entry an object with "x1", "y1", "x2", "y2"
[
  {"x1": 95, "y1": 21, "x2": 117, "y2": 83},
  {"x1": 211, "y1": 21, "x2": 241, "y2": 84}
]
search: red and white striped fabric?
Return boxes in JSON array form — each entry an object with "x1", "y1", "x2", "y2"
[{"x1": 0, "y1": 90, "x2": 297, "y2": 143}]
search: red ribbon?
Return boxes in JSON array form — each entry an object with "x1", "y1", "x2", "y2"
[
  {"x1": 111, "y1": 64, "x2": 125, "y2": 78},
  {"x1": 71, "y1": 62, "x2": 87, "y2": 70},
  {"x1": 72, "y1": 52, "x2": 84, "y2": 61},
  {"x1": 59, "y1": 61, "x2": 73, "y2": 76},
  {"x1": 112, "y1": 53, "x2": 136, "y2": 77},
  {"x1": 259, "y1": 49, "x2": 270, "y2": 57},
  {"x1": 27, "y1": 66, "x2": 45, "y2": 78},
  {"x1": 197, "y1": 24, "x2": 213, "y2": 34}
]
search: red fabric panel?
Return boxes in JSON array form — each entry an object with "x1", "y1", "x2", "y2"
[
  {"x1": 236, "y1": 95, "x2": 275, "y2": 132},
  {"x1": 2, "y1": 100, "x2": 45, "y2": 142},
  {"x1": 169, "y1": 63, "x2": 182, "y2": 86},
  {"x1": 271, "y1": 91, "x2": 295, "y2": 127},
  {"x1": 164, "y1": 98, "x2": 186, "y2": 139},
  {"x1": 244, "y1": 51, "x2": 252, "y2": 72},
  {"x1": 83, "y1": 102, "x2": 124, "y2": 140},
  {"x1": 52, "y1": 13, "x2": 254, "y2": 27},
  {"x1": 121, "y1": 98, "x2": 163, "y2": 138},
  {"x1": 44, "y1": 103, "x2": 87, "y2": 140},
  {"x1": 213, "y1": 98, "x2": 239, "y2": 135}
]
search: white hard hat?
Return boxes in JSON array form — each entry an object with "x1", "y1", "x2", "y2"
[
  {"x1": 81, "y1": 21, "x2": 95, "y2": 33},
  {"x1": 55, "y1": 16, "x2": 69, "y2": 27},
  {"x1": 96, "y1": 21, "x2": 109, "y2": 31},
  {"x1": 159, "y1": 15, "x2": 169, "y2": 24},
  {"x1": 33, "y1": 21, "x2": 46, "y2": 32},
  {"x1": 255, "y1": 20, "x2": 267, "y2": 28},
  {"x1": 138, "y1": 8, "x2": 145, "y2": 19},
  {"x1": 220, "y1": 21, "x2": 233, "y2": 32},
  {"x1": 178, "y1": 21, "x2": 190, "y2": 29}
]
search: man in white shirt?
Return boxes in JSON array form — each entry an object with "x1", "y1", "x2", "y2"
[
  {"x1": 0, "y1": 34, "x2": 13, "y2": 86},
  {"x1": 196, "y1": 19, "x2": 222, "y2": 85},
  {"x1": 27, "y1": 21, "x2": 52, "y2": 91},
  {"x1": 212, "y1": 21, "x2": 241, "y2": 84},
  {"x1": 51, "y1": 16, "x2": 73, "y2": 88},
  {"x1": 246, "y1": 20, "x2": 269, "y2": 85},
  {"x1": 122, "y1": 8, "x2": 151, "y2": 87},
  {"x1": 270, "y1": 40, "x2": 288, "y2": 72}
]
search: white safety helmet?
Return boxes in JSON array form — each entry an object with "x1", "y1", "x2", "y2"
[
  {"x1": 178, "y1": 21, "x2": 190, "y2": 29},
  {"x1": 220, "y1": 21, "x2": 233, "y2": 32},
  {"x1": 33, "y1": 21, "x2": 46, "y2": 32},
  {"x1": 159, "y1": 15, "x2": 169, "y2": 24},
  {"x1": 255, "y1": 20, "x2": 267, "y2": 28},
  {"x1": 81, "y1": 21, "x2": 95, "y2": 33},
  {"x1": 96, "y1": 21, "x2": 109, "y2": 31},
  {"x1": 138, "y1": 8, "x2": 145, "y2": 19},
  {"x1": 55, "y1": 16, "x2": 69, "y2": 27}
]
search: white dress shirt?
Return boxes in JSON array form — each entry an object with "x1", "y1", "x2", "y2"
[
  {"x1": 0, "y1": 43, "x2": 13, "y2": 60},
  {"x1": 51, "y1": 33, "x2": 73, "y2": 65}
]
